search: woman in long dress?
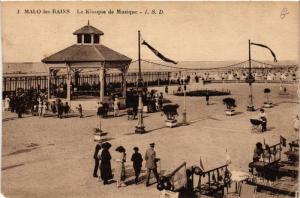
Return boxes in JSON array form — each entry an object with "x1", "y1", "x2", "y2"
[
  {"x1": 113, "y1": 97, "x2": 120, "y2": 117},
  {"x1": 115, "y1": 147, "x2": 127, "y2": 187},
  {"x1": 99, "y1": 143, "x2": 112, "y2": 185},
  {"x1": 4, "y1": 95, "x2": 10, "y2": 111}
]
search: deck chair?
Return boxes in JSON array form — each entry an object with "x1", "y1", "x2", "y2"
[
  {"x1": 250, "y1": 119, "x2": 263, "y2": 133},
  {"x1": 238, "y1": 183, "x2": 257, "y2": 198}
]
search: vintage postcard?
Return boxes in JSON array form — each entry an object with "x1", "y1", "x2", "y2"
[{"x1": 1, "y1": 2, "x2": 299, "y2": 198}]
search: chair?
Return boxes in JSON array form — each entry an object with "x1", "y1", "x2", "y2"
[
  {"x1": 238, "y1": 183, "x2": 257, "y2": 198},
  {"x1": 250, "y1": 119, "x2": 263, "y2": 133}
]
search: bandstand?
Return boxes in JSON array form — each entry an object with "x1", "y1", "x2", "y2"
[{"x1": 42, "y1": 22, "x2": 132, "y2": 107}]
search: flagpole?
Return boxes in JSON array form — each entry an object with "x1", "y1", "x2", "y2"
[
  {"x1": 135, "y1": 30, "x2": 146, "y2": 134},
  {"x1": 247, "y1": 39, "x2": 255, "y2": 111}
]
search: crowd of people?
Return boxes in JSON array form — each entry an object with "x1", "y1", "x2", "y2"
[
  {"x1": 3, "y1": 87, "x2": 78, "y2": 119},
  {"x1": 93, "y1": 142, "x2": 160, "y2": 188},
  {"x1": 169, "y1": 68, "x2": 298, "y2": 84},
  {"x1": 3, "y1": 88, "x2": 48, "y2": 118}
]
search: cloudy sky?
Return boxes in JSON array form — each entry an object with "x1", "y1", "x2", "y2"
[{"x1": 1, "y1": 2, "x2": 299, "y2": 63}]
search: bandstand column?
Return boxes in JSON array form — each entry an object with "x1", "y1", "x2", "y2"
[
  {"x1": 66, "y1": 64, "x2": 71, "y2": 102},
  {"x1": 47, "y1": 67, "x2": 51, "y2": 100},
  {"x1": 99, "y1": 65, "x2": 105, "y2": 102},
  {"x1": 122, "y1": 68, "x2": 127, "y2": 98}
]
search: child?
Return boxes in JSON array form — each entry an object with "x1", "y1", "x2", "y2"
[
  {"x1": 131, "y1": 147, "x2": 143, "y2": 184},
  {"x1": 42, "y1": 101, "x2": 47, "y2": 117},
  {"x1": 38, "y1": 100, "x2": 43, "y2": 118},
  {"x1": 77, "y1": 104, "x2": 83, "y2": 118}
]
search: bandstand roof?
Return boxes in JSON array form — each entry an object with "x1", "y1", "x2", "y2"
[
  {"x1": 73, "y1": 25, "x2": 104, "y2": 35},
  {"x1": 42, "y1": 44, "x2": 132, "y2": 64}
]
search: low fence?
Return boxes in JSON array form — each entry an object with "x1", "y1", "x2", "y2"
[{"x1": 2, "y1": 71, "x2": 298, "y2": 95}]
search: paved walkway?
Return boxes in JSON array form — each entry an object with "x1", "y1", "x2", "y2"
[{"x1": 1, "y1": 83, "x2": 298, "y2": 198}]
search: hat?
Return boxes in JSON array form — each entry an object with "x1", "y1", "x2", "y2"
[
  {"x1": 116, "y1": 146, "x2": 126, "y2": 152},
  {"x1": 150, "y1": 143, "x2": 155, "y2": 146},
  {"x1": 102, "y1": 142, "x2": 112, "y2": 149},
  {"x1": 133, "y1": 147, "x2": 139, "y2": 151}
]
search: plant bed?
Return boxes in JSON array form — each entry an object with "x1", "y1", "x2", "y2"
[
  {"x1": 174, "y1": 89, "x2": 230, "y2": 97},
  {"x1": 223, "y1": 97, "x2": 237, "y2": 116},
  {"x1": 162, "y1": 103, "x2": 179, "y2": 128},
  {"x1": 225, "y1": 109, "x2": 235, "y2": 116},
  {"x1": 263, "y1": 102, "x2": 273, "y2": 108}
]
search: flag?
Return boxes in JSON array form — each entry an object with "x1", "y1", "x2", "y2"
[
  {"x1": 199, "y1": 156, "x2": 205, "y2": 171},
  {"x1": 251, "y1": 42, "x2": 277, "y2": 62},
  {"x1": 226, "y1": 148, "x2": 232, "y2": 165},
  {"x1": 142, "y1": 40, "x2": 178, "y2": 64},
  {"x1": 280, "y1": 135, "x2": 287, "y2": 147}
]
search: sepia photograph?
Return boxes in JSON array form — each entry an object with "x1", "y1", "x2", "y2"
[{"x1": 1, "y1": 2, "x2": 299, "y2": 198}]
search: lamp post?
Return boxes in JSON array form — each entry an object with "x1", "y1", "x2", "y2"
[
  {"x1": 135, "y1": 30, "x2": 146, "y2": 134},
  {"x1": 246, "y1": 39, "x2": 255, "y2": 111},
  {"x1": 182, "y1": 81, "x2": 188, "y2": 125}
]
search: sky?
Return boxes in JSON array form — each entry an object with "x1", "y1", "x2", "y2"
[{"x1": 1, "y1": 2, "x2": 299, "y2": 63}]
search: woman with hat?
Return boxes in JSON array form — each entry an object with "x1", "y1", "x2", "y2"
[
  {"x1": 115, "y1": 146, "x2": 127, "y2": 187},
  {"x1": 99, "y1": 142, "x2": 113, "y2": 185}
]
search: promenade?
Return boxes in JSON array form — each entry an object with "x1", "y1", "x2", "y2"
[{"x1": 1, "y1": 83, "x2": 298, "y2": 198}]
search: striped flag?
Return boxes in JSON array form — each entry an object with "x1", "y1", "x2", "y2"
[
  {"x1": 251, "y1": 42, "x2": 277, "y2": 62},
  {"x1": 142, "y1": 40, "x2": 178, "y2": 64},
  {"x1": 199, "y1": 156, "x2": 205, "y2": 171}
]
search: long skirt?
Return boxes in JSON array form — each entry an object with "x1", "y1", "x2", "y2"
[
  {"x1": 100, "y1": 161, "x2": 113, "y2": 181},
  {"x1": 115, "y1": 162, "x2": 126, "y2": 181}
]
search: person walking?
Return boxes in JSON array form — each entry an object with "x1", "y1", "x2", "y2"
[
  {"x1": 205, "y1": 92, "x2": 210, "y2": 105},
  {"x1": 57, "y1": 100, "x2": 64, "y2": 119},
  {"x1": 113, "y1": 97, "x2": 120, "y2": 117},
  {"x1": 10, "y1": 93, "x2": 15, "y2": 113},
  {"x1": 131, "y1": 147, "x2": 143, "y2": 184},
  {"x1": 99, "y1": 142, "x2": 113, "y2": 185},
  {"x1": 145, "y1": 143, "x2": 160, "y2": 187},
  {"x1": 77, "y1": 104, "x2": 83, "y2": 118},
  {"x1": 93, "y1": 142, "x2": 102, "y2": 178},
  {"x1": 115, "y1": 146, "x2": 127, "y2": 187}
]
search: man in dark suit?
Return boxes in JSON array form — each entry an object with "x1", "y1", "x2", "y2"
[
  {"x1": 57, "y1": 100, "x2": 63, "y2": 118},
  {"x1": 145, "y1": 143, "x2": 160, "y2": 186},
  {"x1": 131, "y1": 147, "x2": 143, "y2": 184},
  {"x1": 93, "y1": 142, "x2": 102, "y2": 178}
]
